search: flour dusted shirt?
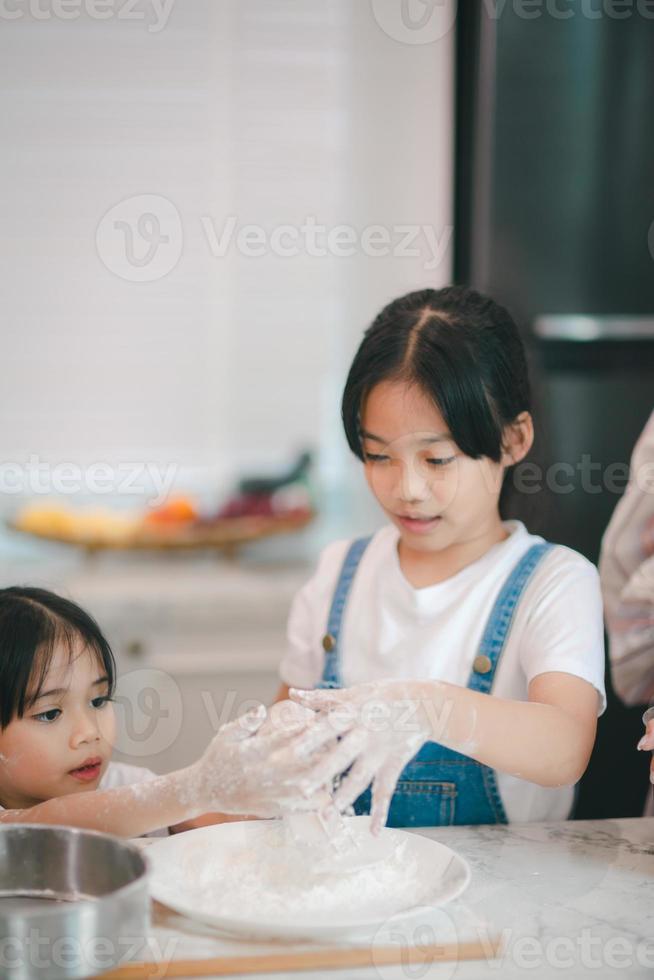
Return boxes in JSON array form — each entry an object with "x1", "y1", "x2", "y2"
[{"x1": 280, "y1": 520, "x2": 606, "y2": 823}]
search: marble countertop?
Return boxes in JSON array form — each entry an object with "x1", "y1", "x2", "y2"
[{"x1": 134, "y1": 817, "x2": 654, "y2": 979}]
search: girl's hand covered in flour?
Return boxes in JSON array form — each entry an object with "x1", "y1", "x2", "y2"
[
  {"x1": 181, "y1": 703, "x2": 340, "y2": 818},
  {"x1": 289, "y1": 682, "x2": 441, "y2": 833}
]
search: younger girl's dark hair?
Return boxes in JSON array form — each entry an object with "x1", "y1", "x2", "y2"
[
  {"x1": 342, "y1": 285, "x2": 531, "y2": 464},
  {"x1": 0, "y1": 587, "x2": 116, "y2": 730}
]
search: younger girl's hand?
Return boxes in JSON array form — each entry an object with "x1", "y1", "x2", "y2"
[
  {"x1": 289, "y1": 681, "x2": 438, "y2": 834},
  {"x1": 180, "y1": 704, "x2": 342, "y2": 818}
]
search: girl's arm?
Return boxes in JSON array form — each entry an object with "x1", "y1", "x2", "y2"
[
  {"x1": 290, "y1": 672, "x2": 600, "y2": 832},
  {"x1": 0, "y1": 769, "x2": 203, "y2": 837},
  {"x1": 426, "y1": 671, "x2": 599, "y2": 787},
  {"x1": 0, "y1": 706, "x2": 337, "y2": 837}
]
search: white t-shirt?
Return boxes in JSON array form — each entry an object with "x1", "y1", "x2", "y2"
[{"x1": 280, "y1": 520, "x2": 606, "y2": 823}]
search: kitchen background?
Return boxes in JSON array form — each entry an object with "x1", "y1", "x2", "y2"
[{"x1": 1, "y1": 0, "x2": 652, "y2": 817}]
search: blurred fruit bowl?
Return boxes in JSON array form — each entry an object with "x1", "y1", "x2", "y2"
[{"x1": 8, "y1": 499, "x2": 315, "y2": 554}]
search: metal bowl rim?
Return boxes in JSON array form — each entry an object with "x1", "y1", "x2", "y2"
[{"x1": 0, "y1": 823, "x2": 149, "y2": 920}]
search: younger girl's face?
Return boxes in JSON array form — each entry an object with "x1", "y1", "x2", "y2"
[
  {"x1": 0, "y1": 644, "x2": 115, "y2": 809},
  {"x1": 361, "y1": 380, "x2": 515, "y2": 554}
]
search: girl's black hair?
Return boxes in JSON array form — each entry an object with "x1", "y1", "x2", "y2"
[
  {"x1": 342, "y1": 285, "x2": 531, "y2": 465},
  {"x1": 0, "y1": 587, "x2": 116, "y2": 730}
]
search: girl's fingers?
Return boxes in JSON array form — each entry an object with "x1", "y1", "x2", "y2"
[
  {"x1": 275, "y1": 738, "x2": 346, "y2": 783},
  {"x1": 279, "y1": 787, "x2": 333, "y2": 812},
  {"x1": 370, "y1": 760, "x2": 406, "y2": 835},
  {"x1": 289, "y1": 687, "x2": 354, "y2": 710},
  {"x1": 370, "y1": 787, "x2": 393, "y2": 837},
  {"x1": 286, "y1": 713, "x2": 356, "y2": 759},
  {"x1": 332, "y1": 758, "x2": 375, "y2": 811},
  {"x1": 298, "y1": 729, "x2": 369, "y2": 796},
  {"x1": 254, "y1": 720, "x2": 318, "y2": 754}
]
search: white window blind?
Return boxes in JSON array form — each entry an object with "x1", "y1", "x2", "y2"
[{"x1": 0, "y1": 0, "x2": 454, "y2": 520}]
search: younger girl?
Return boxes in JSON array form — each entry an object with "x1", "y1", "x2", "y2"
[
  {"x1": 0, "y1": 587, "x2": 335, "y2": 836},
  {"x1": 280, "y1": 286, "x2": 606, "y2": 830}
]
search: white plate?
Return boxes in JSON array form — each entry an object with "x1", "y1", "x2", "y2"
[{"x1": 146, "y1": 816, "x2": 471, "y2": 941}]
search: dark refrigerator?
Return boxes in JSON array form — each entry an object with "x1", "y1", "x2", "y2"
[{"x1": 455, "y1": 4, "x2": 654, "y2": 818}]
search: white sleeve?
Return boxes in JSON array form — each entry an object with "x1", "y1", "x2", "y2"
[
  {"x1": 519, "y1": 549, "x2": 607, "y2": 715},
  {"x1": 279, "y1": 538, "x2": 351, "y2": 690},
  {"x1": 99, "y1": 761, "x2": 157, "y2": 790},
  {"x1": 100, "y1": 762, "x2": 169, "y2": 837}
]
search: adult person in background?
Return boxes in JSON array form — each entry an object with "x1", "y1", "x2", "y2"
[{"x1": 600, "y1": 411, "x2": 654, "y2": 815}]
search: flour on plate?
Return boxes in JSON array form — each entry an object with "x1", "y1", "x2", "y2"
[{"x1": 169, "y1": 821, "x2": 431, "y2": 922}]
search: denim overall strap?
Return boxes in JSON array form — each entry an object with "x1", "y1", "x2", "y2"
[
  {"x1": 318, "y1": 536, "x2": 373, "y2": 689},
  {"x1": 370, "y1": 540, "x2": 556, "y2": 827},
  {"x1": 437, "y1": 540, "x2": 556, "y2": 826},
  {"x1": 468, "y1": 542, "x2": 555, "y2": 694},
  {"x1": 319, "y1": 535, "x2": 557, "y2": 827}
]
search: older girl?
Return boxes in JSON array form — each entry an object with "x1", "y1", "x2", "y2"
[{"x1": 281, "y1": 286, "x2": 606, "y2": 831}]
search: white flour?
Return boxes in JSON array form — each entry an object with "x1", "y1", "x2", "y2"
[{"x1": 164, "y1": 821, "x2": 431, "y2": 923}]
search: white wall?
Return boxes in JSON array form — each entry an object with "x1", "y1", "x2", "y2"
[{"x1": 0, "y1": 0, "x2": 454, "y2": 554}]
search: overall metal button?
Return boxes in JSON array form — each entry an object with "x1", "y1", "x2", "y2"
[
  {"x1": 322, "y1": 633, "x2": 336, "y2": 652},
  {"x1": 473, "y1": 654, "x2": 492, "y2": 674}
]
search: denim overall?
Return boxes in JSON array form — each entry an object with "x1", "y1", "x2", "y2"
[{"x1": 318, "y1": 536, "x2": 554, "y2": 827}]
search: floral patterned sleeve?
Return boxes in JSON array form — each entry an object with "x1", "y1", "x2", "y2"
[{"x1": 600, "y1": 411, "x2": 654, "y2": 706}]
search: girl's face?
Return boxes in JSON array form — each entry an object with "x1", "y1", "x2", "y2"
[
  {"x1": 361, "y1": 380, "x2": 529, "y2": 555},
  {"x1": 0, "y1": 643, "x2": 116, "y2": 809}
]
